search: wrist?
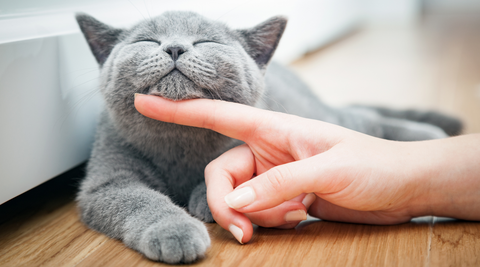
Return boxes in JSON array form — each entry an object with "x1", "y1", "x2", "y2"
[
  {"x1": 397, "y1": 140, "x2": 437, "y2": 218},
  {"x1": 406, "y1": 135, "x2": 480, "y2": 220}
]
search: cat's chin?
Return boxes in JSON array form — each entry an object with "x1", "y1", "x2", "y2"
[
  {"x1": 148, "y1": 92, "x2": 202, "y2": 101},
  {"x1": 148, "y1": 70, "x2": 205, "y2": 101}
]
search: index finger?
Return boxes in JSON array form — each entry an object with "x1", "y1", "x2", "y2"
[{"x1": 134, "y1": 94, "x2": 282, "y2": 142}]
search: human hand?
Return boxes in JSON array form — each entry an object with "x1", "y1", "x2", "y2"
[
  {"x1": 135, "y1": 94, "x2": 480, "y2": 244},
  {"x1": 134, "y1": 94, "x2": 320, "y2": 231},
  {"x1": 134, "y1": 94, "x2": 436, "y2": 242}
]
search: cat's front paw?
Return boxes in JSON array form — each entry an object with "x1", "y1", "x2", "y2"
[
  {"x1": 189, "y1": 183, "x2": 214, "y2": 223},
  {"x1": 139, "y1": 218, "x2": 211, "y2": 264}
]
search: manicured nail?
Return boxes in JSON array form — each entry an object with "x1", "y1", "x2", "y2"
[
  {"x1": 285, "y1": 210, "x2": 307, "y2": 222},
  {"x1": 228, "y1": 224, "x2": 244, "y2": 244},
  {"x1": 135, "y1": 93, "x2": 146, "y2": 99},
  {"x1": 302, "y1": 193, "x2": 316, "y2": 209},
  {"x1": 224, "y1": 187, "x2": 256, "y2": 209}
]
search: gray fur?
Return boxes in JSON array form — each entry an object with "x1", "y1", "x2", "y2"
[
  {"x1": 188, "y1": 183, "x2": 213, "y2": 222},
  {"x1": 76, "y1": 11, "x2": 461, "y2": 264},
  {"x1": 357, "y1": 106, "x2": 463, "y2": 136}
]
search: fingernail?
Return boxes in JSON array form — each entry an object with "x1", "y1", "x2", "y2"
[
  {"x1": 134, "y1": 93, "x2": 146, "y2": 99},
  {"x1": 302, "y1": 193, "x2": 316, "y2": 209},
  {"x1": 285, "y1": 210, "x2": 307, "y2": 222},
  {"x1": 228, "y1": 224, "x2": 244, "y2": 244},
  {"x1": 224, "y1": 187, "x2": 256, "y2": 209}
]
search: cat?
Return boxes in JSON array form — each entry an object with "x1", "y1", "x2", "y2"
[{"x1": 75, "y1": 11, "x2": 461, "y2": 264}]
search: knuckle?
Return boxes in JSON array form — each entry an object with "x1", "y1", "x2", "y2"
[
  {"x1": 204, "y1": 162, "x2": 215, "y2": 177},
  {"x1": 264, "y1": 167, "x2": 291, "y2": 194},
  {"x1": 204, "y1": 166, "x2": 213, "y2": 184},
  {"x1": 204, "y1": 159, "x2": 222, "y2": 184}
]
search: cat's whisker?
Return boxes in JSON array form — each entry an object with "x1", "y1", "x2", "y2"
[
  {"x1": 125, "y1": 0, "x2": 148, "y2": 22},
  {"x1": 259, "y1": 93, "x2": 289, "y2": 113},
  {"x1": 193, "y1": 69, "x2": 216, "y2": 79},
  {"x1": 143, "y1": 0, "x2": 152, "y2": 20},
  {"x1": 191, "y1": 56, "x2": 215, "y2": 69},
  {"x1": 204, "y1": 87, "x2": 224, "y2": 101},
  {"x1": 214, "y1": 0, "x2": 258, "y2": 21},
  {"x1": 56, "y1": 85, "x2": 101, "y2": 129},
  {"x1": 216, "y1": 74, "x2": 241, "y2": 86},
  {"x1": 61, "y1": 75, "x2": 100, "y2": 95},
  {"x1": 62, "y1": 67, "x2": 100, "y2": 76},
  {"x1": 192, "y1": 66, "x2": 216, "y2": 77},
  {"x1": 73, "y1": 69, "x2": 101, "y2": 79}
]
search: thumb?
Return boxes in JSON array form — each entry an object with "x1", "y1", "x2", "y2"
[{"x1": 225, "y1": 154, "x2": 327, "y2": 213}]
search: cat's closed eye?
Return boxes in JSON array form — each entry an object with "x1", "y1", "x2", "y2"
[
  {"x1": 135, "y1": 39, "x2": 161, "y2": 45},
  {"x1": 193, "y1": 40, "x2": 220, "y2": 46}
]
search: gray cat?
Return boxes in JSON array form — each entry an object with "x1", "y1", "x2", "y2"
[{"x1": 75, "y1": 11, "x2": 461, "y2": 264}]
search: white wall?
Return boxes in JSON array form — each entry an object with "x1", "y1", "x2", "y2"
[
  {"x1": 361, "y1": 0, "x2": 421, "y2": 25},
  {"x1": 0, "y1": 0, "x2": 362, "y2": 62},
  {"x1": 423, "y1": 0, "x2": 480, "y2": 13}
]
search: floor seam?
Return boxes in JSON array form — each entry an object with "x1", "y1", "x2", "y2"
[{"x1": 426, "y1": 216, "x2": 434, "y2": 267}]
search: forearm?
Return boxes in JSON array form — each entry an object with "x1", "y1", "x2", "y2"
[{"x1": 408, "y1": 134, "x2": 480, "y2": 220}]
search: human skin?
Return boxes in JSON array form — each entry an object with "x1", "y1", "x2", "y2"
[{"x1": 134, "y1": 94, "x2": 480, "y2": 244}]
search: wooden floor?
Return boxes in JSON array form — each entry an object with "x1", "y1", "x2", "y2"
[{"x1": 1, "y1": 13, "x2": 480, "y2": 267}]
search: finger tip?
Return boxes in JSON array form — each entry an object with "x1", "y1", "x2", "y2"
[
  {"x1": 134, "y1": 93, "x2": 147, "y2": 113},
  {"x1": 228, "y1": 221, "x2": 254, "y2": 244},
  {"x1": 237, "y1": 218, "x2": 254, "y2": 244},
  {"x1": 285, "y1": 209, "x2": 307, "y2": 223},
  {"x1": 228, "y1": 224, "x2": 244, "y2": 244},
  {"x1": 212, "y1": 206, "x2": 253, "y2": 244},
  {"x1": 302, "y1": 193, "x2": 316, "y2": 209},
  {"x1": 275, "y1": 222, "x2": 300, "y2": 229}
]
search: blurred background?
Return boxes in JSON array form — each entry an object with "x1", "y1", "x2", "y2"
[{"x1": 1, "y1": 0, "x2": 479, "y2": 204}]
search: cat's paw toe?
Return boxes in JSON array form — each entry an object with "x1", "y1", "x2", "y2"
[{"x1": 140, "y1": 218, "x2": 210, "y2": 264}]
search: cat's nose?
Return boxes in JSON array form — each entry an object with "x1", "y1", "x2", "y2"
[{"x1": 165, "y1": 46, "x2": 185, "y2": 61}]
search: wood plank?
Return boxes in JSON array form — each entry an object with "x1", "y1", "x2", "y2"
[
  {"x1": 430, "y1": 218, "x2": 480, "y2": 267},
  {"x1": 0, "y1": 202, "x2": 109, "y2": 267},
  {"x1": 0, "y1": 195, "x2": 432, "y2": 267},
  {"x1": 73, "y1": 216, "x2": 432, "y2": 267}
]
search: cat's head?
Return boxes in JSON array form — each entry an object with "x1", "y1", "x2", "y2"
[{"x1": 76, "y1": 11, "x2": 286, "y2": 115}]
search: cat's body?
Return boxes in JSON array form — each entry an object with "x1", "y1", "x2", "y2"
[
  {"x1": 262, "y1": 62, "x2": 458, "y2": 140},
  {"x1": 76, "y1": 11, "x2": 461, "y2": 264}
]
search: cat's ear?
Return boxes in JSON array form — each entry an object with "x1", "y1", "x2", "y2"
[
  {"x1": 237, "y1": 16, "x2": 287, "y2": 68},
  {"x1": 75, "y1": 13, "x2": 124, "y2": 66}
]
